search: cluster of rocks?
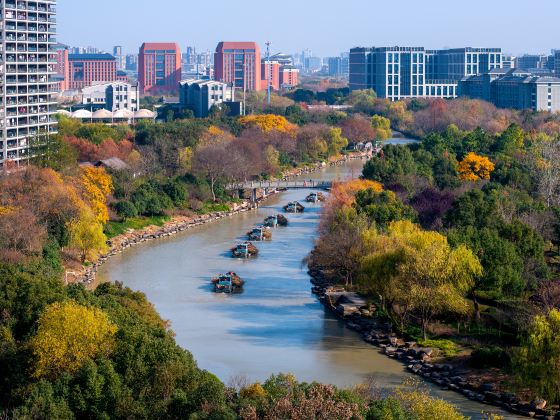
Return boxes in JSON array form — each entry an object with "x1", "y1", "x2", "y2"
[
  {"x1": 309, "y1": 268, "x2": 559, "y2": 419},
  {"x1": 74, "y1": 202, "x2": 258, "y2": 285}
]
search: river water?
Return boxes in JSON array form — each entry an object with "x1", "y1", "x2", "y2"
[{"x1": 97, "y1": 155, "x2": 515, "y2": 419}]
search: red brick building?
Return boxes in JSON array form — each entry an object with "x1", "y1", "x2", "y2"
[
  {"x1": 67, "y1": 54, "x2": 117, "y2": 90},
  {"x1": 55, "y1": 48, "x2": 69, "y2": 91},
  {"x1": 214, "y1": 42, "x2": 262, "y2": 91},
  {"x1": 261, "y1": 61, "x2": 281, "y2": 91},
  {"x1": 280, "y1": 67, "x2": 299, "y2": 88},
  {"x1": 138, "y1": 42, "x2": 181, "y2": 96}
]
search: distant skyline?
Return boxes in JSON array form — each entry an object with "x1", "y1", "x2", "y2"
[{"x1": 58, "y1": 0, "x2": 560, "y2": 57}]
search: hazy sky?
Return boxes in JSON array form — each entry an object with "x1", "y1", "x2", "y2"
[{"x1": 58, "y1": 0, "x2": 559, "y2": 57}]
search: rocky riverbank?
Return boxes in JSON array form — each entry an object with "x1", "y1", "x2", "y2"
[
  {"x1": 308, "y1": 267, "x2": 558, "y2": 419},
  {"x1": 70, "y1": 201, "x2": 259, "y2": 286}
]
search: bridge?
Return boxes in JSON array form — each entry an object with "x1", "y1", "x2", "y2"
[{"x1": 225, "y1": 180, "x2": 333, "y2": 191}]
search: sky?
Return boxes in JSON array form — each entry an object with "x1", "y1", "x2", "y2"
[{"x1": 58, "y1": 0, "x2": 560, "y2": 57}]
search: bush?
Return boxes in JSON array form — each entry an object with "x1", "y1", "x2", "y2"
[
  {"x1": 418, "y1": 339, "x2": 460, "y2": 357},
  {"x1": 469, "y1": 346, "x2": 511, "y2": 369},
  {"x1": 113, "y1": 201, "x2": 138, "y2": 219}
]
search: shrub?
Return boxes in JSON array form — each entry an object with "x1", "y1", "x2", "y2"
[
  {"x1": 469, "y1": 346, "x2": 511, "y2": 369},
  {"x1": 113, "y1": 201, "x2": 138, "y2": 219}
]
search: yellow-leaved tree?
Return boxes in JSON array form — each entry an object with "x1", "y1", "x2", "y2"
[
  {"x1": 31, "y1": 301, "x2": 117, "y2": 378},
  {"x1": 80, "y1": 166, "x2": 113, "y2": 224},
  {"x1": 458, "y1": 152, "x2": 495, "y2": 181},
  {"x1": 239, "y1": 114, "x2": 296, "y2": 135},
  {"x1": 68, "y1": 209, "x2": 109, "y2": 262},
  {"x1": 371, "y1": 115, "x2": 392, "y2": 141},
  {"x1": 360, "y1": 220, "x2": 482, "y2": 339}
]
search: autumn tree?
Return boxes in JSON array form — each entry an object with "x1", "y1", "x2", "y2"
[
  {"x1": 239, "y1": 114, "x2": 296, "y2": 135},
  {"x1": 31, "y1": 301, "x2": 117, "y2": 379},
  {"x1": 371, "y1": 115, "x2": 392, "y2": 140},
  {"x1": 68, "y1": 210, "x2": 109, "y2": 262},
  {"x1": 458, "y1": 152, "x2": 495, "y2": 181},
  {"x1": 192, "y1": 142, "x2": 235, "y2": 201},
  {"x1": 340, "y1": 115, "x2": 376, "y2": 143},
  {"x1": 360, "y1": 221, "x2": 482, "y2": 338},
  {"x1": 79, "y1": 167, "x2": 113, "y2": 224}
]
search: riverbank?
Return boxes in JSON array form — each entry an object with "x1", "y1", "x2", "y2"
[
  {"x1": 69, "y1": 152, "x2": 368, "y2": 287},
  {"x1": 308, "y1": 267, "x2": 556, "y2": 419}
]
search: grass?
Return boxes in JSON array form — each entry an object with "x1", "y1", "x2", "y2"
[
  {"x1": 197, "y1": 203, "x2": 231, "y2": 214},
  {"x1": 418, "y1": 338, "x2": 461, "y2": 358},
  {"x1": 105, "y1": 215, "x2": 171, "y2": 238}
]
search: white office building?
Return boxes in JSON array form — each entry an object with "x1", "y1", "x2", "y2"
[{"x1": 81, "y1": 81, "x2": 140, "y2": 112}]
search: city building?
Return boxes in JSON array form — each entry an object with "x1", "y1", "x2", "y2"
[
  {"x1": 125, "y1": 54, "x2": 138, "y2": 72},
  {"x1": 280, "y1": 67, "x2": 299, "y2": 88},
  {"x1": 328, "y1": 56, "x2": 349, "y2": 77},
  {"x1": 1, "y1": 0, "x2": 58, "y2": 166},
  {"x1": 270, "y1": 53, "x2": 293, "y2": 67},
  {"x1": 113, "y1": 45, "x2": 126, "y2": 71},
  {"x1": 261, "y1": 60, "x2": 280, "y2": 91},
  {"x1": 67, "y1": 53, "x2": 117, "y2": 90},
  {"x1": 54, "y1": 44, "x2": 70, "y2": 91},
  {"x1": 214, "y1": 42, "x2": 262, "y2": 91},
  {"x1": 502, "y1": 55, "x2": 516, "y2": 69},
  {"x1": 516, "y1": 54, "x2": 549, "y2": 71},
  {"x1": 459, "y1": 69, "x2": 560, "y2": 112},
  {"x1": 81, "y1": 82, "x2": 140, "y2": 111},
  {"x1": 304, "y1": 56, "x2": 322, "y2": 73},
  {"x1": 349, "y1": 46, "x2": 502, "y2": 100},
  {"x1": 138, "y1": 42, "x2": 182, "y2": 96},
  {"x1": 555, "y1": 50, "x2": 560, "y2": 75},
  {"x1": 179, "y1": 79, "x2": 237, "y2": 118}
]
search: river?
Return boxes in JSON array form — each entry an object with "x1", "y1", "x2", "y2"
[{"x1": 97, "y1": 155, "x2": 516, "y2": 419}]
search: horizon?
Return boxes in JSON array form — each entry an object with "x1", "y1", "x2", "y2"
[{"x1": 58, "y1": 0, "x2": 560, "y2": 57}]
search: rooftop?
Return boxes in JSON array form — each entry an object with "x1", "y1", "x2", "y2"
[{"x1": 68, "y1": 53, "x2": 116, "y2": 61}]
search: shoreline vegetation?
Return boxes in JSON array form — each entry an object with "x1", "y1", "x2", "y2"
[{"x1": 5, "y1": 90, "x2": 560, "y2": 417}]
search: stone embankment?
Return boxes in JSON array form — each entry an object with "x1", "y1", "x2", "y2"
[
  {"x1": 309, "y1": 267, "x2": 558, "y2": 419},
  {"x1": 72, "y1": 201, "x2": 258, "y2": 286}
]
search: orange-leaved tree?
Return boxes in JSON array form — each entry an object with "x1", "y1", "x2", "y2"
[
  {"x1": 329, "y1": 179, "x2": 383, "y2": 208},
  {"x1": 239, "y1": 114, "x2": 296, "y2": 135},
  {"x1": 458, "y1": 152, "x2": 495, "y2": 181}
]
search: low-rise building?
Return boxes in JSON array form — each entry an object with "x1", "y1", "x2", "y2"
[
  {"x1": 179, "y1": 79, "x2": 237, "y2": 117},
  {"x1": 459, "y1": 69, "x2": 560, "y2": 112},
  {"x1": 81, "y1": 82, "x2": 140, "y2": 112},
  {"x1": 68, "y1": 53, "x2": 118, "y2": 90}
]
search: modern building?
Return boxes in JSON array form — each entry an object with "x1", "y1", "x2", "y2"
[
  {"x1": 269, "y1": 53, "x2": 293, "y2": 67},
  {"x1": 328, "y1": 56, "x2": 349, "y2": 77},
  {"x1": 67, "y1": 53, "x2": 117, "y2": 90},
  {"x1": 138, "y1": 42, "x2": 181, "y2": 96},
  {"x1": 113, "y1": 45, "x2": 126, "y2": 71},
  {"x1": 280, "y1": 67, "x2": 299, "y2": 88},
  {"x1": 261, "y1": 60, "x2": 281, "y2": 91},
  {"x1": 459, "y1": 69, "x2": 560, "y2": 112},
  {"x1": 81, "y1": 82, "x2": 140, "y2": 112},
  {"x1": 1, "y1": 0, "x2": 58, "y2": 166},
  {"x1": 54, "y1": 44, "x2": 70, "y2": 91},
  {"x1": 179, "y1": 79, "x2": 238, "y2": 118},
  {"x1": 516, "y1": 54, "x2": 549, "y2": 71},
  {"x1": 214, "y1": 42, "x2": 262, "y2": 91},
  {"x1": 349, "y1": 46, "x2": 502, "y2": 100},
  {"x1": 555, "y1": 50, "x2": 560, "y2": 75},
  {"x1": 125, "y1": 54, "x2": 138, "y2": 72}
]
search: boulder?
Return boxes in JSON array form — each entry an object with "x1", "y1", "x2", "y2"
[{"x1": 531, "y1": 398, "x2": 547, "y2": 410}]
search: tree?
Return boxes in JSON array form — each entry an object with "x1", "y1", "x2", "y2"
[
  {"x1": 533, "y1": 136, "x2": 560, "y2": 207},
  {"x1": 68, "y1": 211, "x2": 109, "y2": 262},
  {"x1": 31, "y1": 301, "x2": 117, "y2": 379},
  {"x1": 355, "y1": 189, "x2": 416, "y2": 230},
  {"x1": 239, "y1": 114, "x2": 296, "y2": 135},
  {"x1": 458, "y1": 152, "x2": 495, "y2": 182},
  {"x1": 340, "y1": 115, "x2": 376, "y2": 143},
  {"x1": 515, "y1": 309, "x2": 560, "y2": 404},
  {"x1": 362, "y1": 144, "x2": 417, "y2": 185},
  {"x1": 371, "y1": 115, "x2": 392, "y2": 140},
  {"x1": 80, "y1": 166, "x2": 113, "y2": 224},
  {"x1": 192, "y1": 143, "x2": 234, "y2": 201},
  {"x1": 360, "y1": 221, "x2": 482, "y2": 339}
]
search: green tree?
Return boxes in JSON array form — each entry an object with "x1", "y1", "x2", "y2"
[
  {"x1": 355, "y1": 189, "x2": 416, "y2": 230},
  {"x1": 515, "y1": 309, "x2": 560, "y2": 404},
  {"x1": 371, "y1": 115, "x2": 392, "y2": 140},
  {"x1": 362, "y1": 144, "x2": 417, "y2": 185}
]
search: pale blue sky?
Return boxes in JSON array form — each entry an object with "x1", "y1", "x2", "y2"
[{"x1": 57, "y1": 0, "x2": 559, "y2": 57}]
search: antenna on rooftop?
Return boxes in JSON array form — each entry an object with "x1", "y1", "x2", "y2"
[{"x1": 266, "y1": 41, "x2": 271, "y2": 105}]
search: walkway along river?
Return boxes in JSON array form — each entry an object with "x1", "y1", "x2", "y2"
[{"x1": 97, "y1": 156, "x2": 517, "y2": 419}]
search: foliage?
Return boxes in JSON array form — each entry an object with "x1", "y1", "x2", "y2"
[
  {"x1": 458, "y1": 152, "x2": 495, "y2": 181},
  {"x1": 514, "y1": 309, "x2": 560, "y2": 403},
  {"x1": 68, "y1": 210, "x2": 109, "y2": 262},
  {"x1": 239, "y1": 114, "x2": 296, "y2": 135},
  {"x1": 104, "y1": 215, "x2": 170, "y2": 238},
  {"x1": 417, "y1": 339, "x2": 460, "y2": 357},
  {"x1": 469, "y1": 346, "x2": 511, "y2": 369},
  {"x1": 362, "y1": 144, "x2": 417, "y2": 186},
  {"x1": 371, "y1": 115, "x2": 392, "y2": 141},
  {"x1": 355, "y1": 189, "x2": 417, "y2": 230},
  {"x1": 359, "y1": 221, "x2": 482, "y2": 339},
  {"x1": 31, "y1": 301, "x2": 117, "y2": 378},
  {"x1": 79, "y1": 166, "x2": 113, "y2": 224}
]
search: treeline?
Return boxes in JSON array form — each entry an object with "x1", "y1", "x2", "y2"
[{"x1": 311, "y1": 121, "x2": 560, "y2": 404}]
